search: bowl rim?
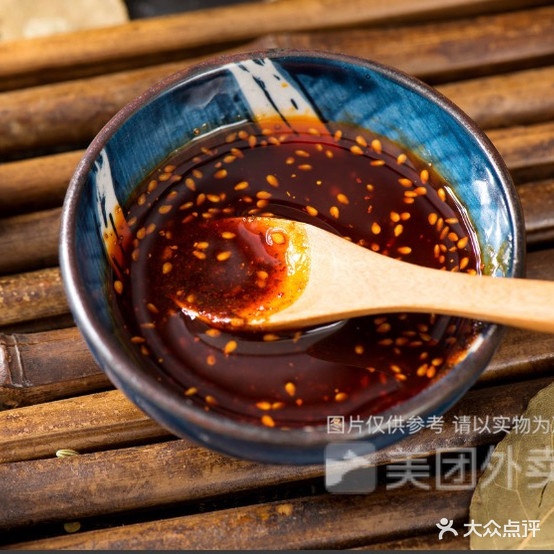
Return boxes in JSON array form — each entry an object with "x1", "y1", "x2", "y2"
[{"x1": 59, "y1": 48, "x2": 525, "y2": 451}]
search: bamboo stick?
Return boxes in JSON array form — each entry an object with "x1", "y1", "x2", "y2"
[
  {"x1": 0, "y1": 327, "x2": 109, "y2": 410},
  {"x1": 0, "y1": 389, "x2": 170, "y2": 464},
  {"x1": 488, "y1": 121, "x2": 554, "y2": 184},
  {"x1": 0, "y1": 267, "x2": 68, "y2": 328},
  {"x1": 0, "y1": 208, "x2": 60, "y2": 275},
  {"x1": 0, "y1": 0, "x2": 548, "y2": 91},
  {"x1": 0, "y1": 151, "x2": 82, "y2": 217},
  {"x1": 438, "y1": 66, "x2": 554, "y2": 130},
  {"x1": 518, "y1": 179, "x2": 554, "y2": 246},
  {"x1": 273, "y1": 5, "x2": 554, "y2": 84}
]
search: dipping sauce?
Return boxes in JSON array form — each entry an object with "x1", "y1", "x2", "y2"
[{"x1": 111, "y1": 117, "x2": 483, "y2": 429}]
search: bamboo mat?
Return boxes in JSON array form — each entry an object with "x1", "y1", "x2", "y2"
[{"x1": 1, "y1": 0, "x2": 554, "y2": 549}]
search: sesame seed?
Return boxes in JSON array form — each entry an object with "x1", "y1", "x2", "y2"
[
  {"x1": 162, "y1": 262, "x2": 173, "y2": 274},
  {"x1": 146, "y1": 303, "x2": 159, "y2": 314},
  {"x1": 114, "y1": 280, "x2": 123, "y2": 294},
  {"x1": 64, "y1": 522, "x2": 81, "y2": 534},
  {"x1": 335, "y1": 392, "x2": 348, "y2": 402},
  {"x1": 371, "y1": 222, "x2": 381, "y2": 235},
  {"x1": 350, "y1": 145, "x2": 364, "y2": 155},
  {"x1": 266, "y1": 174, "x2": 279, "y2": 187},
  {"x1": 337, "y1": 193, "x2": 349, "y2": 205},
  {"x1": 329, "y1": 206, "x2": 340, "y2": 218},
  {"x1": 261, "y1": 414, "x2": 275, "y2": 427},
  {"x1": 377, "y1": 322, "x2": 391, "y2": 333},
  {"x1": 448, "y1": 232, "x2": 459, "y2": 242},
  {"x1": 371, "y1": 139, "x2": 382, "y2": 153},
  {"x1": 285, "y1": 382, "x2": 296, "y2": 396},
  {"x1": 270, "y1": 231, "x2": 286, "y2": 245},
  {"x1": 224, "y1": 340, "x2": 238, "y2": 355},
  {"x1": 457, "y1": 236, "x2": 469, "y2": 249},
  {"x1": 234, "y1": 181, "x2": 249, "y2": 190},
  {"x1": 355, "y1": 135, "x2": 368, "y2": 147},
  {"x1": 305, "y1": 205, "x2": 318, "y2": 216},
  {"x1": 256, "y1": 401, "x2": 272, "y2": 410},
  {"x1": 216, "y1": 251, "x2": 232, "y2": 261}
]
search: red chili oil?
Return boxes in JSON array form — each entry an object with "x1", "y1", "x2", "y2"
[{"x1": 111, "y1": 117, "x2": 484, "y2": 429}]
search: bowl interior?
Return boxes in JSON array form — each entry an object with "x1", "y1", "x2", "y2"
[{"x1": 61, "y1": 50, "x2": 523, "y2": 464}]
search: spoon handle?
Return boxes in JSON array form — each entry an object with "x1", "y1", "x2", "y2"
[
  {"x1": 389, "y1": 262, "x2": 554, "y2": 333},
  {"x1": 266, "y1": 224, "x2": 554, "y2": 333}
]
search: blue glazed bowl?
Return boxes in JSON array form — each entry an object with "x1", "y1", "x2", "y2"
[{"x1": 60, "y1": 50, "x2": 524, "y2": 465}]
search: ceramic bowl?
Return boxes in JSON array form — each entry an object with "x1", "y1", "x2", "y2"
[{"x1": 60, "y1": 50, "x2": 524, "y2": 464}]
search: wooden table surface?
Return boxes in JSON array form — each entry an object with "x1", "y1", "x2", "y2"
[{"x1": 1, "y1": 0, "x2": 554, "y2": 549}]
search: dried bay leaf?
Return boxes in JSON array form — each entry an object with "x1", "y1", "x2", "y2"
[{"x1": 470, "y1": 380, "x2": 554, "y2": 550}]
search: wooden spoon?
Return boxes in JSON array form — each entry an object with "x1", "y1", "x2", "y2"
[{"x1": 201, "y1": 217, "x2": 554, "y2": 333}]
